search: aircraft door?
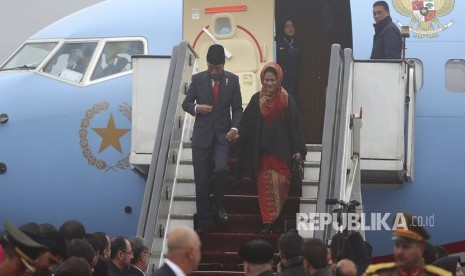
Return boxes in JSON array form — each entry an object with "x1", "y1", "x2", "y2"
[
  {"x1": 275, "y1": 0, "x2": 352, "y2": 144},
  {"x1": 183, "y1": 0, "x2": 274, "y2": 106}
]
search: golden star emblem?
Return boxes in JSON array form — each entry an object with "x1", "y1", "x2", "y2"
[{"x1": 92, "y1": 114, "x2": 129, "y2": 154}]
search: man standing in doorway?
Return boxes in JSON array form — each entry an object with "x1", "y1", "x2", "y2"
[
  {"x1": 370, "y1": 1, "x2": 402, "y2": 59},
  {"x1": 182, "y1": 44, "x2": 243, "y2": 233}
]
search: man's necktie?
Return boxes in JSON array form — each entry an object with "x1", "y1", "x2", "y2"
[{"x1": 213, "y1": 79, "x2": 219, "y2": 105}]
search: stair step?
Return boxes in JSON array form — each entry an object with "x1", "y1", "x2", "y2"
[
  {"x1": 190, "y1": 271, "x2": 244, "y2": 276},
  {"x1": 175, "y1": 178, "x2": 313, "y2": 197},
  {"x1": 182, "y1": 143, "x2": 322, "y2": 163},
  {"x1": 197, "y1": 251, "x2": 279, "y2": 272},
  {"x1": 199, "y1": 232, "x2": 281, "y2": 252},
  {"x1": 172, "y1": 195, "x2": 303, "y2": 215},
  {"x1": 178, "y1": 159, "x2": 321, "y2": 181},
  {"x1": 162, "y1": 142, "x2": 322, "y2": 274},
  {"x1": 170, "y1": 214, "x2": 299, "y2": 233}
]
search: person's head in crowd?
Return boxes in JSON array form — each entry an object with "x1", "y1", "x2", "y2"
[
  {"x1": 435, "y1": 245, "x2": 449, "y2": 259},
  {"x1": 432, "y1": 256, "x2": 464, "y2": 276},
  {"x1": 0, "y1": 221, "x2": 47, "y2": 275},
  {"x1": 392, "y1": 212, "x2": 430, "y2": 270},
  {"x1": 336, "y1": 259, "x2": 357, "y2": 276},
  {"x1": 423, "y1": 242, "x2": 437, "y2": 264},
  {"x1": 66, "y1": 239, "x2": 98, "y2": 268},
  {"x1": 239, "y1": 239, "x2": 274, "y2": 276},
  {"x1": 84, "y1": 233, "x2": 100, "y2": 251},
  {"x1": 93, "y1": 232, "x2": 111, "y2": 261},
  {"x1": 35, "y1": 230, "x2": 66, "y2": 274},
  {"x1": 59, "y1": 220, "x2": 86, "y2": 242},
  {"x1": 38, "y1": 224, "x2": 57, "y2": 235},
  {"x1": 206, "y1": 44, "x2": 225, "y2": 80},
  {"x1": 278, "y1": 231, "x2": 302, "y2": 264},
  {"x1": 110, "y1": 236, "x2": 133, "y2": 272},
  {"x1": 54, "y1": 256, "x2": 92, "y2": 276},
  {"x1": 166, "y1": 226, "x2": 201, "y2": 275},
  {"x1": 18, "y1": 223, "x2": 42, "y2": 244},
  {"x1": 129, "y1": 236, "x2": 151, "y2": 272},
  {"x1": 330, "y1": 233, "x2": 354, "y2": 263},
  {"x1": 12, "y1": 222, "x2": 63, "y2": 275},
  {"x1": 372, "y1": 1, "x2": 390, "y2": 24},
  {"x1": 302, "y1": 238, "x2": 328, "y2": 274}
]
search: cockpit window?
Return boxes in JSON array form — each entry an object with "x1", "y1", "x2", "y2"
[
  {"x1": 0, "y1": 42, "x2": 58, "y2": 71},
  {"x1": 42, "y1": 42, "x2": 97, "y2": 83},
  {"x1": 91, "y1": 41, "x2": 144, "y2": 80}
]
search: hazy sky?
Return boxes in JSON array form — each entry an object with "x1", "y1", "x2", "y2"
[{"x1": 0, "y1": 0, "x2": 103, "y2": 62}]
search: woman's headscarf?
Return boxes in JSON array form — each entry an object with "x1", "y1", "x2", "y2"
[{"x1": 259, "y1": 62, "x2": 288, "y2": 126}]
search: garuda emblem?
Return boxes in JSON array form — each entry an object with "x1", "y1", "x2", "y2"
[{"x1": 393, "y1": 0, "x2": 454, "y2": 38}]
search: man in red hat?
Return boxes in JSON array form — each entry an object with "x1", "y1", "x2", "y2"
[{"x1": 364, "y1": 213, "x2": 451, "y2": 276}]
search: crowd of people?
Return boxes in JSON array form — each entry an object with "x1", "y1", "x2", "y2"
[
  {"x1": 2, "y1": 212, "x2": 462, "y2": 276},
  {"x1": 0, "y1": 219, "x2": 162, "y2": 276},
  {"x1": 0, "y1": 221, "x2": 200, "y2": 276}
]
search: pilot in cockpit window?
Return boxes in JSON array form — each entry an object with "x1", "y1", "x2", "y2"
[
  {"x1": 42, "y1": 42, "x2": 97, "y2": 83},
  {"x1": 66, "y1": 48, "x2": 90, "y2": 74},
  {"x1": 91, "y1": 41, "x2": 144, "y2": 80}
]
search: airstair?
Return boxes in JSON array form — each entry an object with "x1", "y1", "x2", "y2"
[{"x1": 130, "y1": 42, "x2": 418, "y2": 274}]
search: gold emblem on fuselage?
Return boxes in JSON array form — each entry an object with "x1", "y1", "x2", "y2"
[{"x1": 79, "y1": 101, "x2": 131, "y2": 171}]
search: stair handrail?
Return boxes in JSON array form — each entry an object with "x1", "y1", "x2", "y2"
[
  {"x1": 137, "y1": 42, "x2": 197, "y2": 267},
  {"x1": 405, "y1": 60, "x2": 417, "y2": 182},
  {"x1": 314, "y1": 45, "x2": 362, "y2": 241},
  {"x1": 338, "y1": 49, "x2": 363, "y2": 234},
  {"x1": 314, "y1": 44, "x2": 344, "y2": 240}
]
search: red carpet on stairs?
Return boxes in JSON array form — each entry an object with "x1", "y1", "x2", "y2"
[{"x1": 193, "y1": 152, "x2": 302, "y2": 275}]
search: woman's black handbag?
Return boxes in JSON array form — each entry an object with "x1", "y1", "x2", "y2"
[{"x1": 291, "y1": 159, "x2": 304, "y2": 186}]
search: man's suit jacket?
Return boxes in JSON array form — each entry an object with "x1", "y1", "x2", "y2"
[
  {"x1": 123, "y1": 265, "x2": 144, "y2": 276},
  {"x1": 182, "y1": 70, "x2": 242, "y2": 149},
  {"x1": 151, "y1": 263, "x2": 176, "y2": 276}
]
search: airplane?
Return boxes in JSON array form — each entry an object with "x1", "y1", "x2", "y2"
[{"x1": 1, "y1": 0, "x2": 465, "y2": 271}]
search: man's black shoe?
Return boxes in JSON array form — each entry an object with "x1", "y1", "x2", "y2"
[
  {"x1": 217, "y1": 207, "x2": 229, "y2": 223},
  {"x1": 195, "y1": 226, "x2": 212, "y2": 235},
  {"x1": 260, "y1": 223, "x2": 274, "y2": 234}
]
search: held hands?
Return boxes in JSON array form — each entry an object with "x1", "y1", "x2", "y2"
[
  {"x1": 196, "y1": 104, "x2": 213, "y2": 115},
  {"x1": 292, "y1": 152, "x2": 302, "y2": 161},
  {"x1": 226, "y1": 129, "x2": 240, "y2": 143}
]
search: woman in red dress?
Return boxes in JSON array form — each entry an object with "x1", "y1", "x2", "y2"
[{"x1": 238, "y1": 62, "x2": 306, "y2": 233}]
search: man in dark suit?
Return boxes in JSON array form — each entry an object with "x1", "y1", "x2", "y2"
[
  {"x1": 278, "y1": 231, "x2": 307, "y2": 276},
  {"x1": 182, "y1": 44, "x2": 243, "y2": 232},
  {"x1": 370, "y1": 1, "x2": 401, "y2": 59},
  {"x1": 124, "y1": 237, "x2": 150, "y2": 276},
  {"x1": 239, "y1": 240, "x2": 275, "y2": 276},
  {"x1": 152, "y1": 226, "x2": 201, "y2": 276},
  {"x1": 107, "y1": 237, "x2": 133, "y2": 276}
]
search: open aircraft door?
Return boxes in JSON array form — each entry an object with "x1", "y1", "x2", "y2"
[{"x1": 183, "y1": 0, "x2": 274, "y2": 106}]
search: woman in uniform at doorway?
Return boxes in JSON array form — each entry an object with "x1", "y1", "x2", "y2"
[{"x1": 277, "y1": 18, "x2": 302, "y2": 102}]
